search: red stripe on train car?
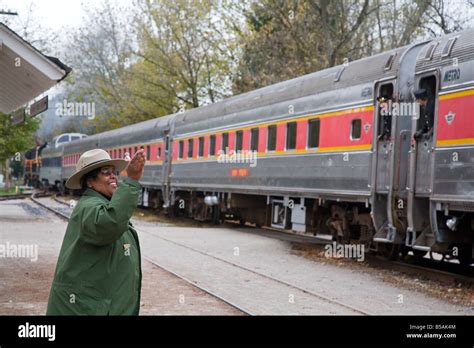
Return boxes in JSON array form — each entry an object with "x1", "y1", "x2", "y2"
[{"x1": 437, "y1": 92, "x2": 474, "y2": 143}]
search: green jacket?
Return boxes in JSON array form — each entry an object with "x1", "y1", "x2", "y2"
[{"x1": 47, "y1": 178, "x2": 142, "y2": 315}]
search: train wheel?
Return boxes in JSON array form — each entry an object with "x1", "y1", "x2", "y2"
[
  {"x1": 41, "y1": 180, "x2": 50, "y2": 191},
  {"x1": 211, "y1": 206, "x2": 221, "y2": 225},
  {"x1": 412, "y1": 250, "x2": 428, "y2": 263},
  {"x1": 458, "y1": 245, "x2": 472, "y2": 268},
  {"x1": 379, "y1": 243, "x2": 400, "y2": 261},
  {"x1": 399, "y1": 245, "x2": 409, "y2": 257},
  {"x1": 57, "y1": 182, "x2": 65, "y2": 196}
]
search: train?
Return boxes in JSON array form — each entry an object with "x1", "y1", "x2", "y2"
[
  {"x1": 39, "y1": 29, "x2": 474, "y2": 266},
  {"x1": 22, "y1": 134, "x2": 87, "y2": 189}
]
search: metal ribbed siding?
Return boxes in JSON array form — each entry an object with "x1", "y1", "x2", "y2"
[
  {"x1": 174, "y1": 47, "x2": 409, "y2": 137},
  {"x1": 416, "y1": 28, "x2": 474, "y2": 72}
]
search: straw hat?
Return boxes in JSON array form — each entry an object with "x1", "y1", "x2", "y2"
[{"x1": 65, "y1": 149, "x2": 128, "y2": 189}]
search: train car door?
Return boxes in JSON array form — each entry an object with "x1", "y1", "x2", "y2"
[
  {"x1": 371, "y1": 79, "x2": 398, "y2": 244},
  {"x1": 161, "y1": 130, "x2": 172, "y2": 208},
  {"x1": 406, "y1": 71, "x2": 439, "y2": 252}
]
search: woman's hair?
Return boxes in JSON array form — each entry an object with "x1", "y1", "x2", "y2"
[{"x1": 80, "y1": 168, "x2": 101, "y2": 191}]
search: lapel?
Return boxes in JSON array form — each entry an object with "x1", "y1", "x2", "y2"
[{"x1": 83, "y1": 188, "x2": 110, "y2": 203}]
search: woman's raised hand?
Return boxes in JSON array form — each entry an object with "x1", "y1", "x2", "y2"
[{"x1": 125, "y1": 149, "x2": 146, "y2": 181}]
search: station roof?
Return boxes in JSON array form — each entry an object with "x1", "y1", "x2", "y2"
[{"x1": 0, "y1": 23, "x2": 71, "y2": 114}]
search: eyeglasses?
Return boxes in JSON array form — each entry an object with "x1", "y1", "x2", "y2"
[{"x1": 99, "y1": 168, "x2": 119, "y2": 177}]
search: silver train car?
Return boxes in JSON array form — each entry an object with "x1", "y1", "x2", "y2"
[
  {"x1": 40, "y1": 29, "x2": 474, "y2": 265},
  {"x1": 40, "y1": 133, "x2": 87, "y2": 191}
]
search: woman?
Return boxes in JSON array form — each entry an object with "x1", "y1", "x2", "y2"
[{"x1": 47, "y1": 148, "x2": 146, "y2": 315}]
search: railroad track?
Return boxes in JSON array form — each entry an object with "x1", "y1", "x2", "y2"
[
  {"x1": 28, "y1": 195, "x2": 253, "y2": 316},
  {"x1": 139, "y1": 228, "x2": 372, "y2": 315},
  {"x1": 0, "y1": 192, "x2": 33, "y2": 201},
  {"x1": 224, "y1": 219, "x2": 329, "y2": 246},
  {"x1": 30, "y1": 193, "x2": 70, "y2": 220},
  {"x1": 368, "y1": 256, "x2": 473, "y2": 287},
  {"x1": 0, "y1": 190, "x2": 53, "y2": 201},
  {"x1": 32, "y1": 195, "x2": 473, "y2": 310}
]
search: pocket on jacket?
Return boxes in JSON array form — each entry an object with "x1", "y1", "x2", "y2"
[{"x1": 47, "y1": 283, "x2": 111, "y2": 315}]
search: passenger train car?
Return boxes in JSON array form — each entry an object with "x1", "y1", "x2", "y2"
[
  {"x1": 40, "y1": 133, "x2": 87, "y2": 191},
  {"x1": 40, "y1": 29, "x2": 474, "y2": 265}
]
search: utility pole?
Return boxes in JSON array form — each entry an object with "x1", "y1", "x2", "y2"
[{"x1": 0, "y1": 10, "x2": 18, "y2": 16}]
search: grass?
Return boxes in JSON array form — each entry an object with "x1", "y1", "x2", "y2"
[
  {"x1": 0, "y1": 187, "x2": 18, "y2": 196},
  {"x1": 0, "y1": 182, "x2": 27, "y2": 195}
]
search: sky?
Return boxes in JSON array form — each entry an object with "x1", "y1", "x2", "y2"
[
  {"x1": 0, "y1": 0, "x2": 133, "y2": 98},
  {"x1": 1, "y1": 0, "x2": 88, "y2": 31},
  {"x1": 0, "y1": 0, "x2": 131, "y2": 32}
]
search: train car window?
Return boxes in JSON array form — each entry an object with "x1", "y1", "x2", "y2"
[
  {"x1": 134, "y1": 146, "x2": 138, "y2": 155},
  {"x1": 129, "y1": 147, "x2": 132, "y2": 156},
  {"x1": 235, "y1": 131, "x2": 243, "y2": 151},
  {"x1": 158, "y1": 147, "x2": 162, "y2": 158},
  {"x1": 198, "y1": 137, "x2": 204, "y2": 157},
  {"x1": 424, "y1": 42, "x2": 438, "y2": 61},
  {"x1": 351, "y1": 119, "x2": 362, "y2": 140},
  {"x1": 384, "y1": 53, "x2": 396, "y2": 71},
  {"x1": 416, "y1": 75, "x2": 437, "y2": 135},
  {"x1": 334, "y1": 66, "x2": 345, "y2": 82},
  {"x1": 267, "y1": 125, "x2": 277, "y2": 152},
  {"x1": 377, "y1": 83, "x2": 394, "y2": 138},
  {"x1": 179, "y1": 140, "x2": 184, "y2": 159},
  {"x1": 250, "y1": 128, "x2": 259, "y2": 152},
  {"x1": 441, "y1": 37, "x2": 457, "y2": 57},
  {"x1": 209, "y1": 135, "x2": 216, "y2": 156},
  {"x1": 222, "y1": 133, "x2": 229, "y2": 151},
  {"x1": 188, "y1": 139, "x2": 194, "y2": 158},
  {"x1": 307, "y1": 119, "x2": 320, "y2": 148},
  {"x1": 165, "y1": 135, "x2": 170, "y2": 152},
  {"x1": 57, "y1": 135, "x2": 69, "y2": 144},
  {"x1": 118, "y1": 149, "x2": 122, "y2": 158},
  {"x1": 146, "y1": 145, "x2": 150, "y2": 160},
  {"x1": 286, "y1": 122, "x2": 297, "y2": 150}
]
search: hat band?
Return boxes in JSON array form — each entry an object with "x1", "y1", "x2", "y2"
[{"x1": 78, "y1": 158, "x2": 113, "y2": 172}]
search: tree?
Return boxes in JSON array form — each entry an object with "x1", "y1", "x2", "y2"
[
  {"x1": 233, "y1": 0, "x2": 474, "y2": 93},
  {"x1": 133, "y1": 0, "x2": 238, "y2": 111},
  {"x1": 233, "y1": 0, "x2": 380, "y2": 93},
  {"x1": 64, "y1": 0, "x2": 239, "y2": 134},
  {"x1": 63, "y1": 0, "x2": 139, "y2": 133},
  {"x1": 0, "y1": 113, "x2": 39, "y2": 190}
]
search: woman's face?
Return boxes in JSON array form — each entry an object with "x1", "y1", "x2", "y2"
[{"x1": 87, "y1": 166, "x2": 118, "y2": 198}]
